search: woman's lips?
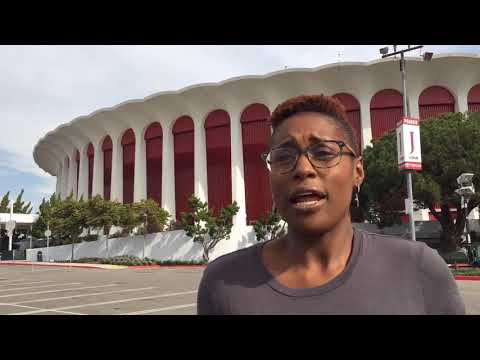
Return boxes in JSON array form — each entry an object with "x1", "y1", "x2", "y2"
[{"x1": 289, "y1": 194, "x2": 326, "y2": 212}]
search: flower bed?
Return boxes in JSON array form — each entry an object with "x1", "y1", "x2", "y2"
[{"x1": 55, "y1": 255, "x2": 205, "y2": 266}]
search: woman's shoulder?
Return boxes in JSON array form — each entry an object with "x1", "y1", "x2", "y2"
[
  {"x1": 354, "y1": 228, "x2": 434, "y2": 264},
  {"x1": 202, "y1": 242, "x2": 264, "y2": 281}
]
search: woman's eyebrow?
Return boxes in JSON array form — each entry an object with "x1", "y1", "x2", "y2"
[
  {"x1": 309, "y1": 135, "x2": 329, "y2": 143},
  {"x1": 275, "y1": 137, "x2": 297, "y2": 148}
]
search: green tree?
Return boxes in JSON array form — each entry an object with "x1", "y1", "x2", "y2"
[
  {"x1": 50, "y1": 194, "x2": 86, "y2": 260},
  {"x1": 359, "y1": 112, "x2": 480, "y2": 253},
  {"x1": 85, "y1": 195, "x2": 122, "y2": 237},
  {"x1": 32, "y1": 193, "x2": 61, "y2": 240},
  {"x1": 13, "y1": 189, "x2": 32, "y2": 214},
  {"x1": 0, "y1": 191, "x2": 10, "y2": 213},
  {"x1": 253, "y1": 210, "x2": 287, "y2": 242},
  {"x1": 134, "y1": 199, "x2": 170, "y2": 235},
  {"x1": 180, "y1": 195, "x2": 239, "y2": 263},
  {"x1": 117, "y1": 203, "x2": 143, "y2": 236}
]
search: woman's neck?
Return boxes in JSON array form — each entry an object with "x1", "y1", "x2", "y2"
[{"x1": 281, "y1": 216, "x2": 354, "y2": 271}]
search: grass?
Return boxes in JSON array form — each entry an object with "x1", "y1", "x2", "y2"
[{"x1": 451, "y1": 268, "x2": 480, "y2": 276}]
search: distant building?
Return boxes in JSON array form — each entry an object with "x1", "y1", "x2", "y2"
[{"x1": 33, "y1": 54, "x2": 480, "y2": 228}]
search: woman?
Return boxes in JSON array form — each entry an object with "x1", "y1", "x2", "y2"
[{"x1": 197, "y1": 94, "x2": 465, "y2": 315}]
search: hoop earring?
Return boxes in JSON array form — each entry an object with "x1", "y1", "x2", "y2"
[{"x1": 355, "y1": 184, "x2": 360, "y2": 207}]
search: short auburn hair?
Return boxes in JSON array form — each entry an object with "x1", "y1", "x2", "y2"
[{"x1": 270, "y1": 94, "x2": 359, "y2": 155}]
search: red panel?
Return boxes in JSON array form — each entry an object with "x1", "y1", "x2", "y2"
[
  {"x1": 419, "y1": 86, "x2": 454, "y2": 106},
  {"x1": 371, "y1": 89, "x2": 403, "y2": 108},
  {"x1": 370, "y1": 89, "x2": 404, "y2": 140},
  {"x1": 103, "y1": 149, "x2": 112, "y2": 201},
  {"x1": 174, "y1": 149, "x2": 194, "y2": 220},
  {"x1": 468, "y1": 84, "x2": 480, "y2": 113},
  {"x1": 419, "y1": 86, "x2": 455, "y2": 120},
  {"x1": 333, "y1": 93, "x2": 362, "y2": 151},
  {"x1": 333, "y1": 93, "x2": 360, "y2": 112},
  {"x1": 241, "y1": 104, "x2": 272, "y2": 223},
  {"x1": 241, "y1": 103, "x2": 270, "y2": 124},
  {"x1": 123, "y1": 143, "x2": 135, "y2": 204},
  {"x1": 121, "y1": 129, "x2": 135, "y2": 145},
  {"x1": 206, "y1": 110, "x2": 231, "y2": 215},
  {"x1": 102, "y1": 136, "x2": 112, "y2": 151},
  {"x1": 146, "y1": 137, "x2": 162, "y2": 205},
  {"x1": 87, "y1": 143, "x2": 94, "y2": 156},
  {"x1": 88, "y1": 151, "x2": 94, "y2": 199},
  {"x1": 173, "y1": 117, "x2": 194, "y2": 220},
  {"x1": 173, "y1": 116, "x2": 194, "y2": 134},
  {"x1": 122, "y1": 129, "x2": 135, "y2": 204},
  {"x1": 144, "y1": 122, "x2": 163, "y2": 140},
  {"x1": 76, "y1": 158, "x2": 80, "y2": 197},
  {"x1": 205, "y1": 110, "x2": 230, "y2": 129},
  {"x1": 419, "y1": 104, "x2": 455, "y2": 121},
  {"x1": 469, "y1": 103, "x2": 480, "y2": 113}
]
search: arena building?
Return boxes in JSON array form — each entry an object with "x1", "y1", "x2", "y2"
[{"x1": 33, "y1": 54, "x2": 480, "y2": 229}]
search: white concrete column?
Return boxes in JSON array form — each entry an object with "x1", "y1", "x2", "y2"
[
  {"x1": 161, "y1": 125, "x2": 176, "y2": 218},
  {"x1": 110, "y1": 136, "x2": 123, "y2": 203},
  {"x1": 55, "y1": 163, "x2": 62, "y2": 197},
  {"x1": 408, "y1": 91, "x2": 420, "y2": 119},
  {"x1": 92, "y1": 143, "x2": 104, "y2": 197},
  {"x1": 61, "y1": 157, "x2": 69, "y2": 199},
  {"x1": 133, "y1": 128, "x2": 147, "y2": 203},
  {"x1": 194, "y1": 116, "x2": 208, "y2": 203},
  {"x1": 456, "y1": 88, "x2": 469, "y2": 113},
  {"x1": 67, "y1": 152, "x2": 78, "y2": 199},
  {"x1": 77, "y1": 147, "x2": 89, "y2": 200},
  {"x1": 359, "y1": 97, "x2": 373, "y2": 149},
  {"x1": 229, "y1": 109, "x2": 247, "y2": 228}
]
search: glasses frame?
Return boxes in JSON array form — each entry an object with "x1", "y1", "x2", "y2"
[{"x1": 261, "y1": 140, "x2": 358, "y2": 175}]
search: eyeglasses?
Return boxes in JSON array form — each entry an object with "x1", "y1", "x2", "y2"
[{"x1": 261, "y1": 140, "x2": 357, "y2": 175}]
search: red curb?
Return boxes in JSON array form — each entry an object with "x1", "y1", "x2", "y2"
[
  {"x1": 454, "y1": 275, "x2": 480, "y2": 281},
  {"x1": 128, "y1": 265, "x2": 207, "y2": 269}
]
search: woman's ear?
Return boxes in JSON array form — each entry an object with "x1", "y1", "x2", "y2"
[{"x1": 354, "y1": 156, "x2": 365, "y2": 187}]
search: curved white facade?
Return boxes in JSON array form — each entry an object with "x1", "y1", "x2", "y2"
[{"x1": 33, "y1": 54, "x2": 480, "y2": 227}]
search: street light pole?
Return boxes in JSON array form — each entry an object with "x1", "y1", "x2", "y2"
[
  {"x1": 381, "y1": 45, "x2": 425, "y2": 241},
  {"x1": 400, "y1": 52, "x2": 416, "y2": 242}
]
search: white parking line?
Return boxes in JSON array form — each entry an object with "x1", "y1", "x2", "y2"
[
  {"x1": 122, "y1": 303, "x2": 196, "y2": 315},
  {"x1": 0, "y1": 303, "x2": 84, "y2": 315},
  {"x1": 9, "y1": 290, "x2": 198, "y2": 315},
  {"x1": 14, "y1": 287, "x2": 157, "y2": 304},
  {"x1": 0, "y1": 280, "x2": 55, "y2": 287},
  {"x1": 0, "y1": 284, "x2": 118, "y2": 299},
  {"x1": 0, "y1": 282, "x2": 82, "y2": 292}
]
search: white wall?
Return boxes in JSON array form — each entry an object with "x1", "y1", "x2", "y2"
[{"x1": 26, "y1": 227, "x2": 259, "y2": 263}]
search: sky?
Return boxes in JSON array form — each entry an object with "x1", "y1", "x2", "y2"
[{"x1": 1, "y1": 45, "x2": 479, "y2": 213}]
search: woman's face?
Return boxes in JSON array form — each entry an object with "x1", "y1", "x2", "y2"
[{"x1": 269, "y1": 112, "x2": 364, "y2": 237}]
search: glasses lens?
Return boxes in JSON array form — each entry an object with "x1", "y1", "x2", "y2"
[
  {"x1": 268, "y1": 147, "x2": 297, "y2": 173},
  {"x1": 308, "y1": 141, "x2": 341, "y2": 168}
]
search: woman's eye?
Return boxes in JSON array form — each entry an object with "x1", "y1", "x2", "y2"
[
  {"x1": 272, "y1": 150, "x2": 295, "y2": 162},
  {"x1": 311, "y1": 148, "x2": 336, "y2": 159}
]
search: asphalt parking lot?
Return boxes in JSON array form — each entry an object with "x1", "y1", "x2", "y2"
[
  {"x1": 0, "y1": 265, "x2": 478, "y2": 315},
  {"x1": 0, "y1": 265, "x2": 202, "y2": 315}
]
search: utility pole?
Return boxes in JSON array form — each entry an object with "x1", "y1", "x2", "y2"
[{"x1": 380, "y1": 45, "x2": 431, "y2": 241}]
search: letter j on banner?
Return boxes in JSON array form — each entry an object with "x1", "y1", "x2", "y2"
[{"x1": 396, "y1": 117, "x2": 422, "y2": 171}]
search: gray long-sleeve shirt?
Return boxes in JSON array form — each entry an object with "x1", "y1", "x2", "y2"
[{"x1": 197, "y1": 229, "x2": 466, "y2": 315}]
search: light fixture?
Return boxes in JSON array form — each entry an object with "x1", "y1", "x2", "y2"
[
  {"x1": 423, "y1": 52, "x2": 433, "y2": 61},
  {"x1": 379, "y1": 47, "x2": 389, "y2": 55}
]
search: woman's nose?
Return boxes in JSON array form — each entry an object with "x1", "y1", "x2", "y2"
[{"x1": 293, "y1": 153, "x2": 317, "y2": 180}]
